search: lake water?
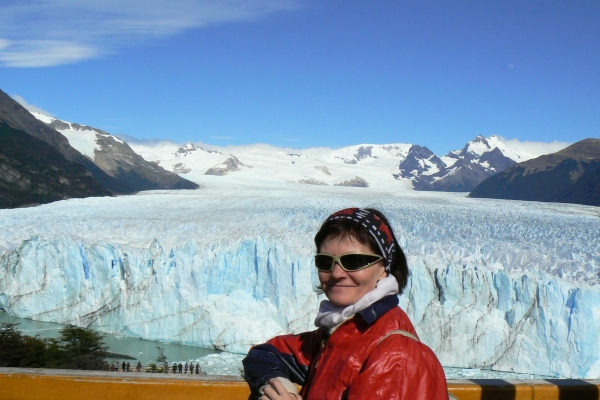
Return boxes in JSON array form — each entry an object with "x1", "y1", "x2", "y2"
[{"x1": 0, "y1": 311, "x2": 219, "y2": 365}]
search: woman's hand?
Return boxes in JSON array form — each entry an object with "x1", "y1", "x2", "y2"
[{"x1": 260, "y1": 378, "x2": 302, "y2": 400}]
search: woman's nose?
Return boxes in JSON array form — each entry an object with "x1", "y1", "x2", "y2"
[{"x1": 331, "y1": 261, "x2": 346, "y2": 277}]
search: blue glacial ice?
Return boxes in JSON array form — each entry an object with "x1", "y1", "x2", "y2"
[{"x1": 0, "y1": 185, "x2": 599, "y2": 378}]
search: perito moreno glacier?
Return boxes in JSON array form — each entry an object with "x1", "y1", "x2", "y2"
[{"x1": 1, "y1": 180, "x2": 599, "y2": 379}]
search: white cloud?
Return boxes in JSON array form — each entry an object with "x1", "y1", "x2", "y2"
[
  {"x1": 496, "y1": 136, "x2": 571, "y2": 159},
  {"x1": 0, "y1": 0, "x2": 299, "y2": 67},
  {"x1": 0, "y1": 40, "x2": 99, "y2": 67},
  {"x1": 12, "y1": 94, "x2": 56, "y2": 117}
]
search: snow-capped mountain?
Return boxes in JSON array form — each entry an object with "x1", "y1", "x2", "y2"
[
  {"x1": 396, "y1": 135, "x2": 523, "y2": 191},
  {"x1": 127, "y1": 141, "x2": 416, "y2": 191},
  {"x1": 127, "y1": 136, "x2": 534, "y2": 192},
  {"x1": 30, "y1": 113, "x2": 198, "y2": 191}
]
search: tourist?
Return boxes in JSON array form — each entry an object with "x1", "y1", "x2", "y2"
[{"x1": 243, "y1": 208, "x2": 448, "y2": 399}]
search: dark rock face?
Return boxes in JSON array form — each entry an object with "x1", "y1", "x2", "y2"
[
  {"x1": 0, "y1": 123, "x2": 111, "y2": 208},
  {"x1": 395, "y1": 136, "x2": 517, "y2": 192},
  {"x1": 91, "y1": 133, "x2": 199, "y2": 190},
  {"x1": 0, "y1": 89, "x2": 131, "y2": 193},
  {"x1": 205, "y1": 156, "x2": 247, "y2": 176},
  {"x1": 396, "y1": 145, "x2": 447, "y2": 189},
  {"x1": 334, "y1": 176, "x2": 369, "y2": 187},
  {"x1": 469, "y1": 139, "x2": 600, "y2": 206}
]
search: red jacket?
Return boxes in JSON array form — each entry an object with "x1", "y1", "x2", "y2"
[{"x1": 243, "y1": 295, "x2": 447, "y2": 400}]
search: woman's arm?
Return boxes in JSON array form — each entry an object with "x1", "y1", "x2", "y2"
[{"x1": 243, "y1": 330, "x2": 324, "y2": 399}]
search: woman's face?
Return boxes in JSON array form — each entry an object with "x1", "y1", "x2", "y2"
[{"x1": 318, "y1": 235, "x2": 387, "y2": 307}]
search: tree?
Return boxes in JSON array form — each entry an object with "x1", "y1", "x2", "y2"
[
  {"x1": 155, "y1": 346, "x2": 168, "y2": 373},
  {"x1": 20, "y1": 334, "x2": 47, "y2": 368},
  {"x1": 58, "y1": 325, "x2": 108, "y2": 370},
  {"x1": 0, "y1": 323, "x2": 26, "y2": 367}
]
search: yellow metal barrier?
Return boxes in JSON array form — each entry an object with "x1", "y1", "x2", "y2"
[{"x1": 1, "y1": 368, "x2": 599, "y2": 400}]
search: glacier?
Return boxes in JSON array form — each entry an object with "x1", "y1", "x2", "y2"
[{"x1": 1, "y1": 179, "x2": 599, "y2": 378}]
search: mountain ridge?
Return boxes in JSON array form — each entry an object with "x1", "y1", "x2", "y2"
[{"x1": 469, "y1": 138, "x2": 600, "y2": 206}]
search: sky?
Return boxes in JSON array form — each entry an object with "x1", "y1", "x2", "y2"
[{"x1": 0, "y1": 0, "x2": 598, "y2": 156}]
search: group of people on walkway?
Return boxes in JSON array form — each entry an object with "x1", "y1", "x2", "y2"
[
  {"x1": 110, "y1": 360, "x2": 201, "y2": 374},
  {"x1": 110, "y1": 361, "x2": 142, "y2": 372},
  {"x1": 172, "y1": 361, "x2": 202, "y2": 375}
]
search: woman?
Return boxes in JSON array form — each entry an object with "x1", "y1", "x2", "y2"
[{"x1": 243, "y1": 208, "x2": 447, "y2": 400}]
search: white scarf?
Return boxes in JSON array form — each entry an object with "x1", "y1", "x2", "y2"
[{"x1": 314, "y1": 275, "x2": 399, "y2": 332}]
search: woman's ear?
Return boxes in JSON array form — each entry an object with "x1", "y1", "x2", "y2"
[{"x1": 377, "y1": 264, "x2": 387, "y2": 281}]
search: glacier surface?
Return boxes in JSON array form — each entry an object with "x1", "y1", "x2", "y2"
[{"x1": 1, "y1": 179, "x2": 599, "y2": 378}]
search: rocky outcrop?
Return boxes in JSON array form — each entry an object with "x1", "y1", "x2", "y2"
[
  {"x1": 298, "y1": 178, "x2": 327, "y2": 186},
  {"x1": 334, "y1": 176, "x2": 369, "y2": 187},
  {"x1": 205, "y1": 156, "x2": 248, "y2": 176},
  {"x1": 90, "y1": 132, "x2": 198, "y2": 190}
]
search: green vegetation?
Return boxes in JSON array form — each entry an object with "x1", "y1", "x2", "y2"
[
  {"x1": 0, "y1": 323, "x2": 108, "y2": 370},
  {"x1": 155, "y1": 346, "x2": 169, "y2": 373}
]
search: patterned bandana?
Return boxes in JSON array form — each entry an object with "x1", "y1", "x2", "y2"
[{"x1": 325, "y1": 208, "x2": 396, "y2": 273}]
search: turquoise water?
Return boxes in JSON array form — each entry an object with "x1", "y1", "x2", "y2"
[{"x1": 0, "y1": 311, "x2": 219, "y2": 365}]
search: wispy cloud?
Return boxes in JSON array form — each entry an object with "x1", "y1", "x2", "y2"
[
  {"x1": 12, "y1": 94, "x2": 55, "y2": 117},
  {"x1": 497, "y1": 136, "x2": 571, "y2": 159},
  {"x1": 0, "y1": 0, "x2": 299, "y2": 67}
]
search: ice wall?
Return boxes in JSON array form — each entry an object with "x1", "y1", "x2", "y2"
[{"x1": 1, "y1": 189, "x2": 599, "y2": 378}]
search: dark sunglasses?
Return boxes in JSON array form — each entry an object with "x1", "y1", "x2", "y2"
[{"x1": 314, "y1": 252, "x2": 383, "y2": 272}]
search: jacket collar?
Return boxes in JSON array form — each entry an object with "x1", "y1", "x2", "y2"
[{"x1": 358, "y1": 295, "x2": 399, "y2": 325}]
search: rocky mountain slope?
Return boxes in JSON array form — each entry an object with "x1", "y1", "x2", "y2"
[
  {"x1": 0, "y1": 89, "x2": 132, "y2": 194},
  {"x1": 469, "y1": 138, "x2": 600, "y2": 206},
  {"x1": 35, "y1": 114, "x2": 199, "y2": 191},
  {"x1": 0, "y1": 122, "x2": 110, "y2": 208},
  {"x1": 395, "y1": 135, "x2": 523, "y2": 191},
  {"x1": 0, "y1": 88, "x2": 198, "y2": 208}
]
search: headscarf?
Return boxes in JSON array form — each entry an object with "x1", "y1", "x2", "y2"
[{"x1": 324, "y1": 208, "x2": 396, "y2": 273}]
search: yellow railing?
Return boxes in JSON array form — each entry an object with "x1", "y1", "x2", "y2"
[{"x1": 1, "y1": 368, "x2": 599, "y2": 400}]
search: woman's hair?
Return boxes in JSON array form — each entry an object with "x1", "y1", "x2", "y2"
[{"x1": 314, "y1": 208, "x2": 409, "y2": 294}]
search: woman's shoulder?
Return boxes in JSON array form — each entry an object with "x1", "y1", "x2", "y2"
[{"x1": 367, "y1": 305, "x2": 417, "y2": 335}]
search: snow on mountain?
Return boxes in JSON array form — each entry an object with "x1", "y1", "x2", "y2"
[
  {"x1": 127, "y1": 135, "x2": 549, "y2": 193},
  {"x1": 1, "y1": 183, "x2": 599, "y2": 378},
  {"x1": 396, "y1": 135, "x2": 531, "y2": 192},
  {"x1": 30, "y1": 112, "x2": 119, "y2": 161},
  {"x1": 29, "y1": 112, "x2": 198, "y2": 191},
  {"x1": 127, "y1": 140, "x2": 415, "y2": 191}
]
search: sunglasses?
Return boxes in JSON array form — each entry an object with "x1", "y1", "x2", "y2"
[{"x1": 314, "y1": 252, "x2": 384, "y2": 272}]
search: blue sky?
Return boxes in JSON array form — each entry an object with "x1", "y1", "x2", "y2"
[{"x1": 1, "y1": 0, "x2": 598, "y2": 155}]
